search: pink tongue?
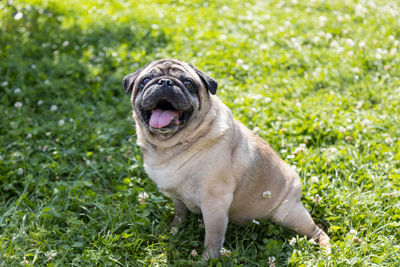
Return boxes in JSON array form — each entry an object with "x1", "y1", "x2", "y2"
[{"x1": 149, "y1": 109, "x2": 179, "y2": 128}]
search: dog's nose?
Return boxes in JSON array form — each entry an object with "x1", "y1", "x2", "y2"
[{"x1": 158, "y1": 78, "x2": 174, "y2": 87}]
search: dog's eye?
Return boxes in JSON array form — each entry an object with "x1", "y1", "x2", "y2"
[
  {"x1": 141, "y1": 77, "x2": 151, "y2": 88},
  {"x1": 183, "y1": 80, "x2": 193, "y2": 90}
]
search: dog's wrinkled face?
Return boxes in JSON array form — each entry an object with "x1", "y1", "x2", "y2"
[{"x1": 123, "y1": 59, "x2": 217, "y2": 138}]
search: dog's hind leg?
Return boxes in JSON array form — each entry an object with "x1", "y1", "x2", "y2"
[{"x1": 271, "y1": 199, "x2": 330, "y2": 253}]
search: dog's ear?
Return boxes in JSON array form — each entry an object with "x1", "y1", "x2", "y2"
[
  {"x1": 123, "y1": 69, "x2": 142, "y2": 95},
  {"x1": 189, "y1": 64, "x2": 218, "y2": 95},
  {"x1": 123, "y1": 61, "x2": 155, "y2": 94}
]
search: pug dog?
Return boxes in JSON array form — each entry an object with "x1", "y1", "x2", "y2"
[{"x1": 123, "y1": 59, "x2": 330, "y2": 259}]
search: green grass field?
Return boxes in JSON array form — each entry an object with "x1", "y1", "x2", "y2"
[{"x1": 1, "y1": 0, "x2": 399, "y2": 266}]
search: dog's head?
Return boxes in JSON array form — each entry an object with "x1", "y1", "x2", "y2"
[{"x1": 123, "y1": 59, "x2": 217, "y2": 139}]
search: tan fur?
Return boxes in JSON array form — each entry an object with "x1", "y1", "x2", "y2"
[{"x1": 128, "y1": 59, "x2": 330, "y2": 259}]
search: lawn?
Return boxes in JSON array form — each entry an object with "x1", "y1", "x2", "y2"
[{"x1": 0, "y1": 0, "x2": 399, "y2": 266}]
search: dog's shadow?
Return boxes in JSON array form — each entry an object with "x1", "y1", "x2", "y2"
[{"x1": 165, "y1": 213, "x2": 299, "y2": 266}]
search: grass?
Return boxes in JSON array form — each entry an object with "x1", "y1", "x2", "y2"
[{"x1": 0, "y1": 0, "x2": 399, "y2": 266}]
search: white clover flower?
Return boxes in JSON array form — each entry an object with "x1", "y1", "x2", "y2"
[
  {"x1": 37, "y1": 100, "x2": 43, "y2": 106},
  {"x1": 310, "y1": 176, "x2": 319, "y2": 183},
  {"x1": 268, "y1": 256, "x2": 276, "y2": 267},
  {"x1": 1, "y1": 81, "x2": 9, "y2": 87},
  {"x1": 138, "y1": 192, "x2": 149, "y2": 204},
  {"x1": 361, "y1": 119, "x2": 371, "y2": 127},
  {"x1": 338, "y1": 126, "x2": 346, "y2": 133},
  {"x1": 345, "y1": 38, "x2": 355, "y2": 47},
  {"x1": 14, "y1": 102, "x2": 23, "y2": 108},
  {"x1": 45, "y1": 250, "x2": 57, "y2": 260},
  {"x1": 21, "y1": 256, "x2": 29, "y2": 265},
  {"x1": 262, "y1": 190, "x2": 272, "y2": 198},
  {"x1": 26, "y1": 133, "x2": 32, "y2": 139},
  {"x1": 46, "y1": 132, "x2": 51, "y2": 136},
  {"x1": 308, "y1": 238, "x2": 317, "y2": 245},
  {"x1": 50, "y1": 105, "x2": 58, "y2": 112},
  {"x1": 329, "y1": 147, "x2": 338, "y2": 153},
  {"x1": 289, "y1": 237, "x2": 297, "y2": 246},
  {"x1": 14, "y1": 12, "x2": 23, "y2": 20},
  {"x1": 170, "y1": 227, "x2": 178, "y2": 235},
  {"x1": 252, "y1": 219, "x2": 260, "y2": 225},
  {"x1": 31, "y1": 64, "x2": 36, "y2": 69},
  {"x1": 220, "y1": 247, "x2": 232, "y2": 256},
  {"x1": 62, "y1": 40, "x2": 70, "y2": 47},
  {"x1": 349, "y1": 229, "x2": 357, "y2": 236},
  {"x1": 14, "y1": 88, "x2": 21, "y2": 94},
  {"x1": 313, "y1": 194, "x2": 322, "y2": 204},
  {"x1": 345, "y1": 136, "x2": 353, "y2": 141},
  {"x1": 17, "y1": 168, "x2": 24, "y2": 175},
  {"x1": 385, "y1": 137, "x2": 393, "y2": 145},
  {"x1": 58, "y1": 120, "x2": 65, "y2": 127},
  {"x1": 264, "y1": 97, "x2": 272, "y2": 103},
  {"x1": 325, "y1": 32, "x2": 333, "y2": 40},
  {"x1": 190, "y1": 249, "x2": 198, "y2": 257},
  {"x1": 252, "y1": 127, "x2": 260, "y2": 135}
]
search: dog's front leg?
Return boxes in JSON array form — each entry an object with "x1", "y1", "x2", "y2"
[
  {"x1": 170, "y1": 198, "x2": 188, "y2": 226},
  {"x1": 201, "y1": 193, "x2": 233, "y2": 260}
]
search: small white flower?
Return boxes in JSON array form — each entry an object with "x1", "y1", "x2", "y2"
[
  {"x1": 85, "y1": 159, "x2": 91, "y2": 166},
  {"x1": 26, "y1": 133, "x2": 32, "y2": 139},
  {"x1": 190, "y1": 249, "x2": 198, "y2": 257},
  {"x1": 69, "y1": 118, "x2": 74, "y2": 123},
  {"x1": 37, "y1": 100, "x2": 44, "y2": 106},
  {"x1": 313, "y1": 194, "x2": 322, "y2": 204},
  {"x1": 252, "y1": 127, "x2": 260, "y2": 134},
  {"x1": 310, "y1": 176, "x2": 319, "y2": 183},
  {"x1": 170, "y1": 227, "x2": 178, "y2": 235},
  {"x1": 44, "y1": 79, "x2": 51, "y2": 85},
  {"x1": 385, "y1": 137, "x2": 393, "y2": 145},
  {"x1": 308, "y1": 238, "x2": 317, "y2": 245},
  {"x1": 329, "y1": 147, "x2": 338, "y2": 153},
  {"x1": 50, "y1": 105, "x2": 58, "y2": 112},
  {"x1": 338, "y1": 126, "x2": 346, "y2": 133},
  {"x1": 361, "y1": 119, "x2": 371, "y2": 127},
  {"x1": 62, "y1": 40, "x2": 70, "y2": 47},
  {"x1": 349, "y1": 229, "x2": 357, "y2": 236},
  {"x1": 14, "y1": 12, "x2": 23, "y2": 20},
  {"x1": 252, "y1": 219, "x2": 260, "y2": 225},
  {"x1": 1, "y1": 81, "x2": 9, "y2": 87},
  {"x1": 262, "y1": 190, "x2": 272, "y2": 198},
  {"x1": 289, "y1": 237, "x2": 297, "y2": 246},
  {"x1": 45, "y1": 250, "x2": 57, "y2": 260},
  {"x1": 14, "y1": 88, "x2": 21, "y2": 94},
  {"x1": 138, "y1": 192, "x2": 149, "y2": 204},
  {"x1": 17, "y1": 168, "x2": 24, "y2": 175},
  {"x1": 14, "y1": 102, "x2": 23, "y2": 108},
  {"x1": 58, "y1": 120, "x2": 65, "y2": 127},
  {"x1": 46, "y1": 132, "x2": 51, "y2": 136},
  {"x1": 268, "y1": 256, "x2": 276, "y2": 267},
  {"x1": 0, "y1": 155, "x2": 4, "y2": 161},
  {"x1": 21, "y1": 256, "x2": 29, "y2": 265},
  {"x1": 31, "y1": 64, "x2": 37, "y2": 69},
  {"x1": 220, "y1": 247, "x2": 232, "y2": 256}
]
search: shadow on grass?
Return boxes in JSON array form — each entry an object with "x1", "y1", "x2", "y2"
[{"x1": 0, "y1": 2, "x2": 167, "y2": 199}]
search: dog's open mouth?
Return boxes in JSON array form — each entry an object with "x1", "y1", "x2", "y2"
[{"x1": 141, "y1": 99, "x2": 193, "y2": 131}]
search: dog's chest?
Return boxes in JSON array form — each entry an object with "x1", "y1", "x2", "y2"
[{"x1": 144, "y1": 160, "x2": 202, "y2": 214}]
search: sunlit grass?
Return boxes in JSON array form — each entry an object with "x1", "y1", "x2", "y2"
[{"x1": 0, "y1": 0, "x2": 399, "y2": 265}]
